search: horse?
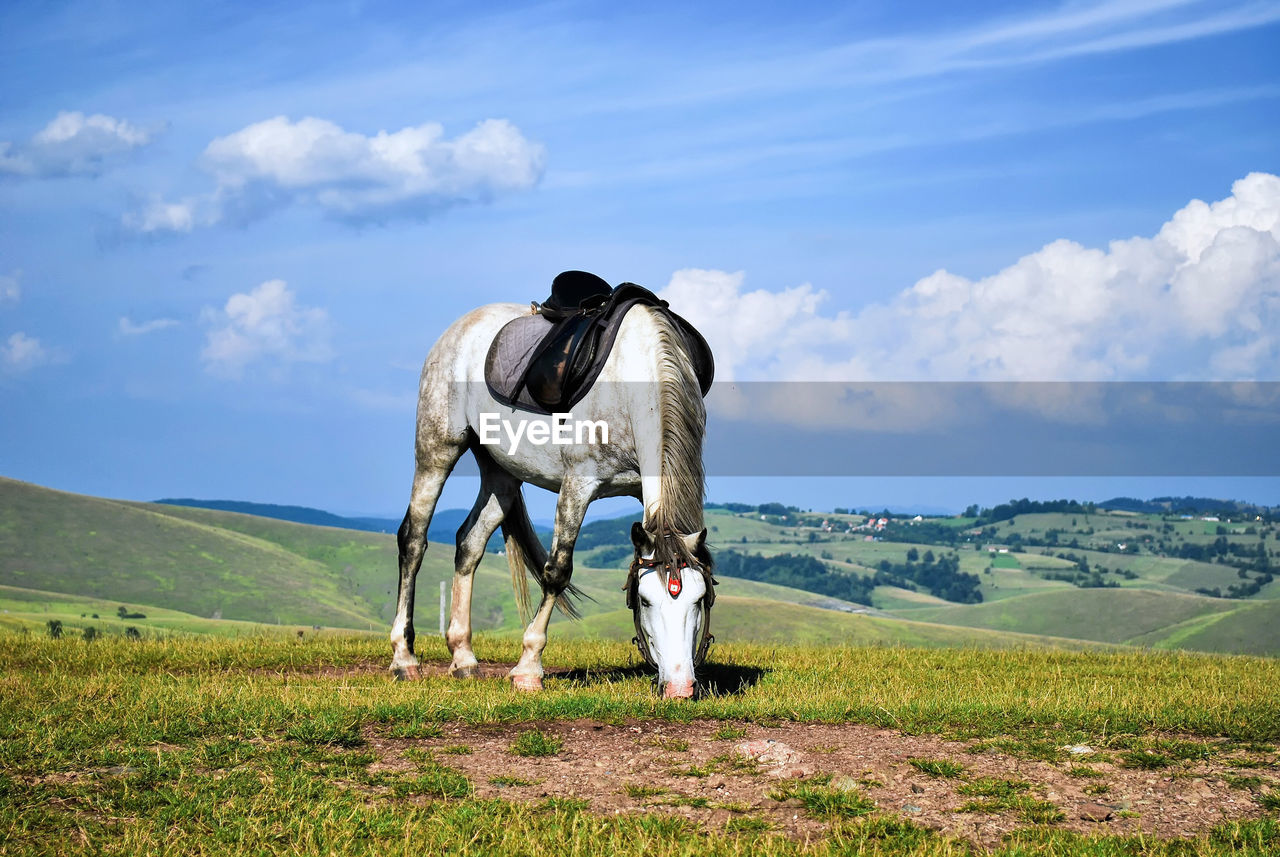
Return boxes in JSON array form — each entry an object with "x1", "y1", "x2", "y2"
[{"x1": 389, "y1": 299, "x2": 716, "y2": 698}]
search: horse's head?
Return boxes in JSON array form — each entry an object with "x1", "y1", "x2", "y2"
[{"x1": 624, "y1": 522, "x2": 715, "y2": 699}]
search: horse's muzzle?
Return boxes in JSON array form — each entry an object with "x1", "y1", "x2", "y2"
[{"x1": 663, "y1": 678, "x2": 696, "y2": 699}]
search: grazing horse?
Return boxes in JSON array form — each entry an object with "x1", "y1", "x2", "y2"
[{"x1": 390, "y1": 300, "x2": 715, "y2": 697}]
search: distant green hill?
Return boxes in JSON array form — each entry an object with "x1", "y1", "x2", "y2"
[
  {"x1": 0, "y1": 477, "x2": 885, "y2": 644},
  {"x1": 5, "y1": 477, "x2": 1276, "y2": 656},
  {"x1": 895, "y1": 589, "x2": 1246, "y2": 647}
]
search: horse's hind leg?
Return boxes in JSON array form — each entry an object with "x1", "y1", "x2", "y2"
[
  {"x1": 390, "y1": 444, "x2": 466, "y2": 679},
  {"x1": 447, "y1": 454, "x2": 522, "y2": 678}
]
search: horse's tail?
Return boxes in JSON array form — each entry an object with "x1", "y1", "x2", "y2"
[{"x1": 500, "y1": 492, "x2": 584, "y2": 622}]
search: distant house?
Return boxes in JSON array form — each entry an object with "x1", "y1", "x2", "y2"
[{"x1": 984, "y1": 544, "x2": 1011, "y2": 553}]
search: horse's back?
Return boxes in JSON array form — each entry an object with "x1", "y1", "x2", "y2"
[{"x1": 423, "y1": 303, "x2": 525, "y2": 383}]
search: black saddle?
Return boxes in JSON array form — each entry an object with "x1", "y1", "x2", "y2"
[{"x1": 485, "y1": 271, "x2": 714, "y2": 414}]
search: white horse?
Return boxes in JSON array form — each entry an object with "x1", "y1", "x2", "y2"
[{"x1": 389, "y1": 302, "x2": 715, "y2": 698}]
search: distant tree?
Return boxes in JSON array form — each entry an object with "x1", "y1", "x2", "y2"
[
  {"x1": 46, "y1": 620, "x2": 63, "y2": 639},
  {"x1": 906, "y1": 547, "x2": 919, "y2": 562},
  {"x1": 83, "y1": 627, "x2": 98, "y2": 642},
  {"x1": 964, "y1": 504, "x2": 980, "y2": 518},
  {"x1": 126, "y1": 627, "x2": 141, "y2": 640}
]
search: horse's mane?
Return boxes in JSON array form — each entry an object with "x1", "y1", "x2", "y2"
[{"x1": 641, "y1": 306, "x2": 707, "y2": 560}]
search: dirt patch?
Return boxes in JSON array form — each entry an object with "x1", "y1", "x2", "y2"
[{"x1": 368, "y1": 719, "x2": 1278, "y2": 849}]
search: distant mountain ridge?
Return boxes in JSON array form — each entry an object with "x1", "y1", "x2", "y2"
[
  {"x1": 153, "y1": 499, "x2": 543, "y2": 547},
  {"x1": 156, "y1": 498, "x2": 402, "y2": 533}
]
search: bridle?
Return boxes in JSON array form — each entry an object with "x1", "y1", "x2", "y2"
[{"x1": 623, "y1": 537, "x2": 716, "y2": 671}]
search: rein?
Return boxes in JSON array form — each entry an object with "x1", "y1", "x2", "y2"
[{"x1": 624, "y1": 540, "x2": 716, "y2": 671}]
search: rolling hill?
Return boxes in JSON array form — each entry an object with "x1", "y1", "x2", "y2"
[{"x1": 4, "y1": 476, "x2": 1277, "y2": 656}]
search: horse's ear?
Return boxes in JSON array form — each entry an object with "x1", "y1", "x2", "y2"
[
  {"x1": 680, "y1": 529, "x2": 707, "y2": 556},
  {"x1": 631, "y1": 521, "x2": 656, "y2": 554}
]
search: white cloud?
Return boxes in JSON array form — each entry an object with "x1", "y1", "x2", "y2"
[
  {"x1": 201, "y1": 280, "x2": 332, "y2": 378},
  {"x1": 121, "y1": 197, "x2": 200, "y2": 233},
  {"x1": 664, "y1": 172, "x2": 1280, "y2": 383},
  {"x1": 1, "y1": 332, "x2": 53, "y2": 373},
  {"x1": 118, "y1": 316, "x2": 180, "y2": 336},
  {"x1": 0, "y1": 111, "x2": 158, "y2": 178},
  {"x1": 127, "y1": 116, "x2": 545, "y2": 231},
  {"x1": 0, "y1": 270, "x2": 19, "y2": 303}
]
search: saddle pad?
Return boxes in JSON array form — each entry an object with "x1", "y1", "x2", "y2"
[{"x1": 484, "y1": 313, "x2": 558, "y2": 411}]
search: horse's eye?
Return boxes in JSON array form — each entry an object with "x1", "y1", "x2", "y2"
[{"x1": 639, "y1": 597, "x2": 652, "y2": 609}]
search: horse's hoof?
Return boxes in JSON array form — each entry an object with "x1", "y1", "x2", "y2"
[
  {"x1": 392, "y1": 664, "x2": 421, "y2": 681},
  {"x1": 511, "y1": 674, "x2": 543, "y2": 692},
  {"x1": 450, "y1": 666, "x2": 477, "y2": 679}
]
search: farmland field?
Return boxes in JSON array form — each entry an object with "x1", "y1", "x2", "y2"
[{"x1": 2, "y1": 635, "x2": 1278, "y2": 855}]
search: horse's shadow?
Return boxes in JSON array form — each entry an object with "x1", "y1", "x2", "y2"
[{"x1": 557, "y1": 662, "x2": 769, "y2": 698}]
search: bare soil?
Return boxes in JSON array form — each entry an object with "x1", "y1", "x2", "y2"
[{"x1": 368, "y1": 717, "x2": 1278, "y2": 850}]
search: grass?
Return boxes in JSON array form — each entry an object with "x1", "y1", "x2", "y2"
[
  {"x1": 1067, "y1": 765, "x2": 1105, "y2": 778},
  {"x1": 712, "y1": 723, "x2": 747, "y2": 741},
  {"x1": 956, "y1": 777, "x2": 1031, "y2": 798},
  {"x1": 768, "y1": 775, "x2": 877, "y2": 820},
  {"x1": 623, "y1": 783, "x2": 667, "y2": 798},
  {"x1": 1121, "y1": 749, "x2": 1173, "y2": 769},
  {"x1": 957, "y1": 794, "x2": 1066, "y2": 824},
  {"x1": 649, "y1": 736, "x2": 690, "y2": 752},
  {"x1": 490, "y1": 774, "x2": 539, "y2": 787},
  {"x1": 509, "y1": 729, "x2": 563, "y2": 757},
  {"x1": 907, "y1": 758, "x2": 966, "y2": 778},
  {"x1": 4, "y1": 634, "x2": 1280, "y2": 856}
]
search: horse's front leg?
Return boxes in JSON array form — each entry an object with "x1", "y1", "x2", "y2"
[{"x1": 509, "y1": 475, "x2": 597, "y2": 691}]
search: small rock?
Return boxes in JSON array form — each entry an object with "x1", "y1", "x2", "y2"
[
  {"x1": 902, "y1": 804, "x2": 922, "y2": 813},
  {"x1": 1079, "y1": 802, "x2": 1115, "y2": 822},
  {"x1": 1066, "y1": 745, "x2": 1094, "y2": 755},
  {"x1": 909, "y1": 783, "x2": 925, "y2": 794},
  {"x1": 707, "y1": 777, "x2": 724, "y2": 790}
]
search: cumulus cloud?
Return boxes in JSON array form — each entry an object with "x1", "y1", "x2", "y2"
[
  {"x1": 201, "y1": 280, "x2": 332, "y2": 378},
  {"x1": 664, "y1": 172, "x2": 1280, "y2": 383},
  {"x1": 1, "y1": 332, "x2": 54, "y2": 373},
  {"x1": 0, "y1": 111, "x2": 158, "y2": 178},
  {"x1": 0, "y1": 270, "x2": 19, "y2": 303},
  {"x1": 127, "y1": 116, "x2": 545, "y2": 231},
  {"x1": 118, "y1": 316, "x2": 180, "y2": 336}
]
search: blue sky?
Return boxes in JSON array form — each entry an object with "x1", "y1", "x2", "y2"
[{"x1": 1, "y1": 0, "x2": 1278, "y2": 518}]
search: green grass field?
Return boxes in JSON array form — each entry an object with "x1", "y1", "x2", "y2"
[{"x1": 3, "y1": 635, "x2": 1278, "y2": 856}]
